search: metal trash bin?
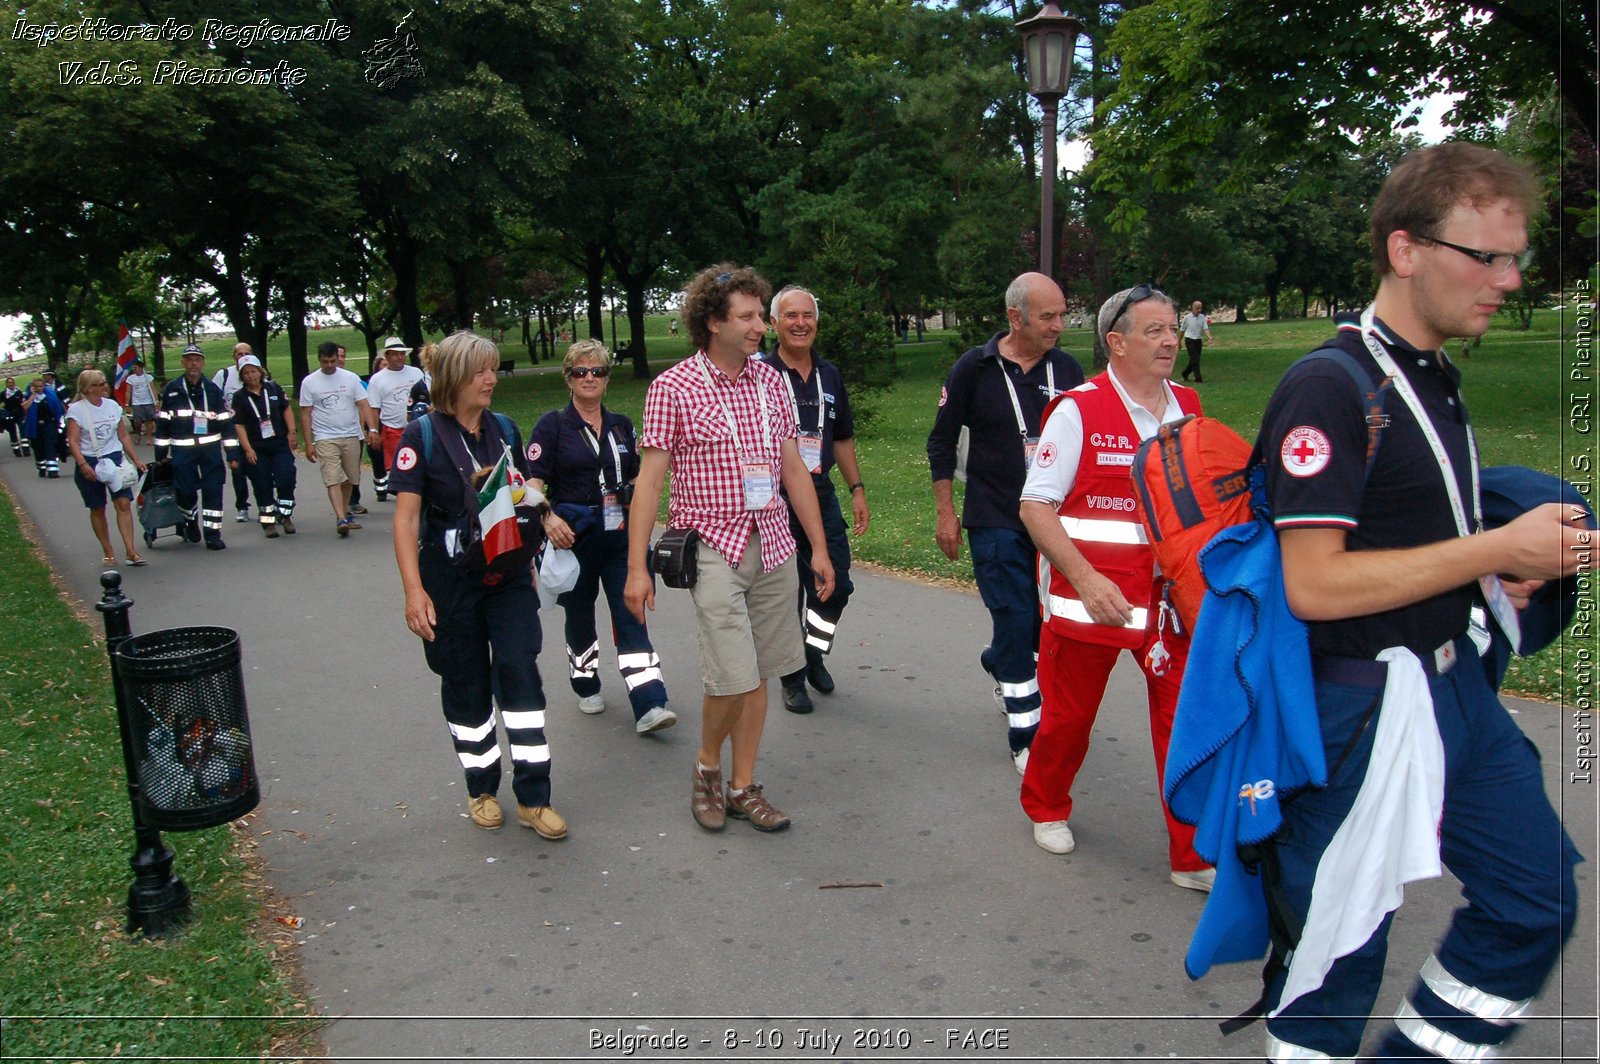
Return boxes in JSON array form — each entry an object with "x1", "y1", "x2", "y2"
[{"x1": 113, "y1": 626, "x2": 260, "y2": 831}]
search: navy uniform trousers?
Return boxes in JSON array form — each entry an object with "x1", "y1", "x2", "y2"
[
  {"x1": 558, "y1": 524, "x2": 667, "y2": 721},
  {"x1": 785, "y1": 476, "x2": 855, "y2": 655},
  {"x1": 243, "y1": 437, "x2": 297, "y2": 528},
  {"x1": 172, "y1": 446, "x2": 227, "y2": 540},
  {"x1": 1265, "y1": 636, "x2": 1580, "y2": 1061},
  {"x1": 969, "y1": 525, "x2": 1043, "y2": 755},
  {"x1": 419, "y1": 546, "x2": 552, "y2": 807}
]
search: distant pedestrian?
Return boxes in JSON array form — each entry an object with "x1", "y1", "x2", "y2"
[
  {"x1": 216, "y1": 343, "x2": 255, "y2": 522},
  {"x1": 299, "y1": 341, "x2": 378, "y2": 537},
  {"x1": 2, "y1": 376, "x2": 26, "y2": 456},
  {"x1": 22, "y1": 377, "x2": 64, "y2": 477},
  {"x1": 231, "y1": 355, "x2": 299, "y2": 537},
  {"x1": 1178, "y1": 300, "x2": 1212, "y2": 383},
  {"x1": 154, "y1": 345, "x2": 236, "y2": 549},
  {"x1": 65, "y1": 368, "x2": 147, "y2": 567},
  {"x1": 365, "y1": 337, "x2": 424, "y2": 495},
  {"x1": 124, "y1": 360, "x2": 158, "y2": 446}
]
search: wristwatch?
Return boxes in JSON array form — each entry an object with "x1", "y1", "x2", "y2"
[{"x1": 849, "y1": 482, "x2": 865, "y2": 493}]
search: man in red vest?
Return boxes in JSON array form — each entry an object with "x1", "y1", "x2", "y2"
[{"x1": 1017, "y1": 285, "x2": 1214, "y2": 891}]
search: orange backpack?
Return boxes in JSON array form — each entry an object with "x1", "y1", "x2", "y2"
[{"x1": 1130, "y1": 415, "x2": 1254, "y2": 633}]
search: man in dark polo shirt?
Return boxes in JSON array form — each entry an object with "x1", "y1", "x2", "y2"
[
  {"x1": 927, "y1": 272, "x2": 1085, "y2": 775},
  {"x1": 1253, "y1": 142, "x2": 1586, "y2": 1062},
  {"x1": 761, "y1": 285, "x2": 870, "y2": 714}
]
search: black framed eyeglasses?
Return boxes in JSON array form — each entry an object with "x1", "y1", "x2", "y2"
[
  {"x1": 567, "y1": 365, "x2": 610, "y2": 380},
  {"x1": 1418, "y1": 234, "x2": 1532, "y2": 276},
  {"x1": 1108, "y1": 283, "x2": 1167, "y2": 334}
]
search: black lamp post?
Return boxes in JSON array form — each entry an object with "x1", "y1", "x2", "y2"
[
  {"x1": 1016, "y1": 2, "x2": 1083, "y2": 280},
  {"x1": 180, "y1": 289, "x2": 195, "y2": 345}
]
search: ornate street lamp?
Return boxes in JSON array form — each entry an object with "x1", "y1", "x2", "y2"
[
  {"x1": 179, "y1": 289, "x2": 196, "y2": 345},
  {"x1": 1016, "y1": 2, "x2": 1083, "y2": 280}
]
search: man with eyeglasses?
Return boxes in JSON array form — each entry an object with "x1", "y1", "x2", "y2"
[
  {"x1": 760, "y1": 285, "x2": 869, "y2": 714},
  {"x1": 1251, "y1": 142, "x2": 1583, "y2": 1062},
  {"x1": 1016, "y1": 284, "x2": 1213, "y2": 892},
  {"x1": 927, "y1": 272, "x2": 1085, "y2": 775}
]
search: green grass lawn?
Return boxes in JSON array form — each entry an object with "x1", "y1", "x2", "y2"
[
  {"x1": 126, "y1": 308, "x2": 1598, "y2": 706},
  {"x1": 0, "y1": 489, "x2": 318, "y2": 1060}
]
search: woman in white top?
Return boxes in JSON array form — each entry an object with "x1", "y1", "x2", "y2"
[{"x1": 66, "y1": 368, "x2": 148, "y2": 568}]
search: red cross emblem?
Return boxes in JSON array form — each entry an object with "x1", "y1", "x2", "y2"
[{"x1": 1280, "y1": 426, "x2": 1331, "y2": 478}]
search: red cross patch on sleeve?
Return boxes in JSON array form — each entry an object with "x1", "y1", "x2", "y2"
[{"x1": 1280, "y1": 426, "x2": 1331, "y2": 478}]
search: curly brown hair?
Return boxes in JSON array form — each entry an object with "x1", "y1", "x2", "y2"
[{"x1": 681, "y1": 264, "x2": 771, "y2": 353}]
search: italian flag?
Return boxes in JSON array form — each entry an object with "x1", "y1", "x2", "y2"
[{"x1": 476, "y1": 447, "x2": 522, "y2": 565}]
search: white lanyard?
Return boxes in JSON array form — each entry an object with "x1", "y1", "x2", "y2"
[
  {"x1": 694, "y1": 352, "x2": 770, "y2": 458},
  {"x1": 1000, "y1": 359, "x2": 1054, "y2": 438},
  {"x1": 188, "y1": 379, "x2": 210, "y2": 416},
  {"x1": 780, "y1": 364, "x2": 825, "y2": 434},
  {"x1": 580, "y1": 421, "x2": 625, "y2": 491},
  {"x1": 1357, "y1": 306, "x2": 1480, "y2": 537},
  {"x1": 246, "y1": 388, "x2": 270, "y2": 422}
]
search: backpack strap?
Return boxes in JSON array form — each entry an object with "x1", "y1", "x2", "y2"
[
  {"x1": 418, "y1": 409, "x2": 434, "y2": 463},
  {"x1": 1299, "y1": 344, "x2": 1393, "y2": 485}
]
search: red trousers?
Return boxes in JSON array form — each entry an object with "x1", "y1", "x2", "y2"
[
  {"x1": 381, "y1": 425, "x2": 406, "y2": 471},
  {"x1": 1020, "y1": 621, "x2": 1206, "y2": 872}
]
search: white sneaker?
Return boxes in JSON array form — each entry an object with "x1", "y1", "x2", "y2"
[
  {"x1": 635, "y1": 705, "x2": 677, "y2": 734},
  {"x1": 1170, "y1": 867, "x2": 1216, "y2": 893},
  {"x1": 577, "y1": 694, "x2": 605, "y2": 715},
  {"x1": 1033, "y1": 820, "x2": 1075, "y2": 854},
  {"x1": 1012, "y1": 746, "x2": 1030, "y2": 776}
]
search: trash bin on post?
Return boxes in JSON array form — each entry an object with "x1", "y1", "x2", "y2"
[{"x1": 113, "y1": 626, "x2": 260, "y2": 831}]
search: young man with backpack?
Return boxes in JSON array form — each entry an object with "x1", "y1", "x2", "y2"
[
  {"x1": 1252, "y1": 142, "x2": 1584, "y2": 1062},
  {"x1": 1017, "y1": 285, "x2": 1212, "y2": 891}
]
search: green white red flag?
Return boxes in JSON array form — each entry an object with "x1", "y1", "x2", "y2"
[{"x1": 475, "y1": 446, "x2": 522, "y2": 565}]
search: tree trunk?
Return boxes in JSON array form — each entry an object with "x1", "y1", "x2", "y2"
[
  {"x1": 151, "y1": 322, "x2": 166, "y2": 380},
  {"x1": 625, "y1": 280, "x2": 650, "y2": 379},
  {"x1": 1235, "y1": 303, "x2": 1248, "y2": 323},
  {"x1": 284, "y1": 277, "x2": 310, "y2": 385},
  {"x1": 583, "y1": 243, "x2": 605, "y2": 340},
  {"x1": 387, "y1": 233, "x2": 425, "y2": 351}
]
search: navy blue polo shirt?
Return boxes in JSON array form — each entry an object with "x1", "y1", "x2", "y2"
[
  {"x1": 525, "y1": 402, "x2": 640, "y2": 508},
  {"x1": 1257, "y1": 314, "x2": 1476, "y2": 658},
  {"x1": 389, "y1": 411, "x2": 530, "y2": 529},
  {"x1": 758, "y1": 351, "x2": 855, "y2": 480},
  {"x1": 231, "y1": 382, "x2": 293, "y2": 446},
  {"x1": 926, "y1": 332, "x2": 1085, "y2": 530}
]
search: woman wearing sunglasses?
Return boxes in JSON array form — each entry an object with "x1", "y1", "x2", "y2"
[{"x1": 527, "y1": 340, "x2": 675, "y2": 735}]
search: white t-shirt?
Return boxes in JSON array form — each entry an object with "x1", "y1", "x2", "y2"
[
  {"x1": 66, "y1": 398, "x2": 125, "y2": 459},
  {"x1": 1021, "y1": 368, "x2": 1188, "y2": 507},
  {"x1": 297, "y1": 367, "x2": 366, "y2": 440},
  {"x1": 365, "y1": 365, "x2": 425, "y2": 428},
  {"x1": 214, "y1": 365, "x2": 245, "y2": 408},
  {"x1": 1180, "y1": 312, "x2": 1210, "y2": 341},
  {"x1": 126, "y1": 371, "x2": 156, "y2": 406}
]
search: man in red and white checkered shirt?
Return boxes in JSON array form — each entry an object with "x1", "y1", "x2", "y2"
[{"x1": 626, "y1": 264, "x2": 834, "y2": 834}]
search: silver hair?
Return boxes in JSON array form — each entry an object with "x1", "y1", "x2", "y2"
[
  {"x1": 770, "y1": 285, "x2": 820, "y2": 321},
  {"x1": 1004, "y1": 275, "x2": 1033, "y2": 323},
  {"x1": 1098, "y1": 285, "x2": 1173, "y2": 346}
]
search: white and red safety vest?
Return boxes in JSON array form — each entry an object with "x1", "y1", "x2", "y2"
[{"x1": 1038, "y1": 373, "x2": 1201, "y2": 648}]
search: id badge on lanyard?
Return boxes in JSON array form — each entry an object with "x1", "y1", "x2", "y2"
[
  {"x1": 798, "y1": 433, "x2": 823, "y2": 474},
  {"x1": 1357, "y1": 305, "x2": 1520, "y2": 651},
  {"x1": 255, "y1": 394, "x2": 275, "y2": 439},
  {"x1": 1023, "y1": 435, "x2": 1041, "y2": 468},
  {"x1": 602, "y1": 492, "x2": 625, "y2": 531},
  {"x1": 1003, "y1": 361, "x2": 1053, "y2": 470},
  {"x1": 585, "y1": 423, "x2": 627, "y2": 530},
  {"x1": 742, "y1": 461, "x2": 776, "y2": 510}
]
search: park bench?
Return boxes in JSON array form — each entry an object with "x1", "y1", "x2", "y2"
[{"x1": 497, "y1": 359, "x2": 515, "y2": 376}]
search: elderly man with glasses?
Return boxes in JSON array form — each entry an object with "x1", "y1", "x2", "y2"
[{"x1": 1016, "y1": 284, "x2": 1212, "y2": 892}]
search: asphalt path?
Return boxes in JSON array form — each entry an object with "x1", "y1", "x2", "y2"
[{"x1": 4, "y1": 450, "x2": 1594, "y2": 1063}]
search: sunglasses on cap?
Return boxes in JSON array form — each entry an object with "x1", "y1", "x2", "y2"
[{"x1": 567, "y1": 366, "x2": 610, "y2": 380}]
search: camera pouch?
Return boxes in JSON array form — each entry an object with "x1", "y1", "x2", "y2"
[{"x1": 652, "y1": 527, "x2": 699, "y2": 589}]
